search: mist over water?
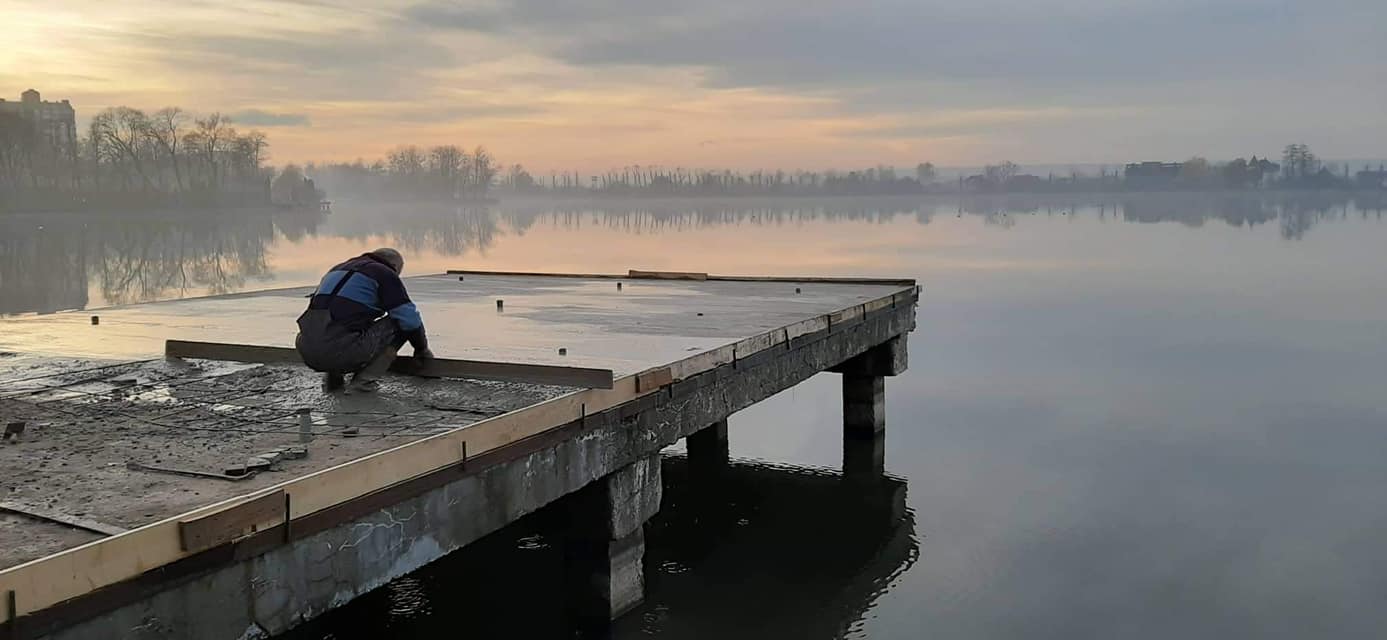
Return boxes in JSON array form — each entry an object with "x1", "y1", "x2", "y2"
[
  {"x1": 4, "y1": 194, "x2": 1386, "y2": 638},
  {"x1": 2, "y1": 193, "x2": 1383, "y2": 315}
]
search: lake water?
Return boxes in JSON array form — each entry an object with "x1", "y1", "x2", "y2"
[{"x1": 2, "y1": 193, "x2": 1385, "y2": 638}]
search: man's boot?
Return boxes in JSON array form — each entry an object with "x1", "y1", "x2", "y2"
[
  {"x1": 324, "y1": 371, "x2": 346, "y2": 391},
  {"x1": 348, "y1": 345, "x2": 397, "y2": 393}
]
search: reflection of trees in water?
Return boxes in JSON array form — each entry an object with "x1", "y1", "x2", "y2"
[
  {"x1": 0, "y1": 221, "x2": 89, "y2": 314},
  {"x1": 94, "y1": 218, "x2": 274, "y2": 305},
  {"x1": 0, "y1": 209, "x2": 325, "y2": 314},
  {"x1": 1115, "y1": 192, "x2": 1384, "y2": 240},
  {"x1": 323, "y1": 202, "x2": 500, "y2": 257},
  {"x1": 958, "y1": 192, "x2": 1384, "y2": 240},
  {"x1": 3, "y1": 192, "x2": 1380, "y2": 314},
  {"x1": 493, "y1": 199, "x2": 931, "y2": 239},
  {"x1": 317, "y1": 192, "x2": 1386, "y2": 259}
]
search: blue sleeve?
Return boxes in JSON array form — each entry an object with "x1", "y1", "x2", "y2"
[
  {"x1": 389, "y1": 301, "x2": 423, "y2": 332},
  {"x1": 374, "y1": 269, "x2": 423, "y2": 331}
]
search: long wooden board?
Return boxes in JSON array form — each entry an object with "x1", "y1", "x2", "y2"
[
  {"x1": 0, "y1": 503, "x2": 126, "y2": 537},
  {"x1": 164, "y1": 340, "x2": 615, "y2": 389},
  {"x1": 0, "y1": 285, "x2": 915, "y2": 623},
  {"x1": 626, "y1": 269, "x2": 709, "y2": 281},
  {"x1": 447, "y1": 269, "x2": 915, "y2": 287}
]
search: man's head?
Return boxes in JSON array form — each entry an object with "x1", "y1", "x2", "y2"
[{"x1": 369, "y1": 248, "x2": 404, "y2": 273}]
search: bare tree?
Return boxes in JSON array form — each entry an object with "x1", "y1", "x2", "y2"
[
  {"x1": 388, "y1": 146, "x2": 426, "y2": 184},
  {"x1": 471, "y1": 146, "x2": 497, "y2": 197},
  {"x1": 148, "y1": 107, "x2": 187, "y2": 192},
  {"x1": 983, "y1": 161, "x2": 1020, "y2": 185},
  {"x1": 191, "y1": 113, "x2": 231, "y2": 192},
  {"x1": 91, "y1": 107, "x2": 157, "y2": 191},
  {"x1": 428, "y1": 145, "x2": 465, "y2": 195}
]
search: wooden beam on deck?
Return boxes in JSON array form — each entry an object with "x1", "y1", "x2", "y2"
[
  {"x1": 0, "y1": 502, "x2": 127, "y2": 537},
  {"x1": 626, "y1": 269, "x2": 709, "y2": 281},
  {"x1": 445, "y1": 269, "x2": 914, "y2": 287},
  {"x1": 164, "y1": 340, "x2": 615, "y2": 389}
]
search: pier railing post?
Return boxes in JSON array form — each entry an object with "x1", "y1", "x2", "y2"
[{"x1": 565, "y1": 454, "x2": 662, "y2": 622}]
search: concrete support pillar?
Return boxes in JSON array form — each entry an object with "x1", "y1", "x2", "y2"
[
  {"x1": 686, "y1": 419, "x2": 729, "y2": 468},
  {"x1": 833, "y1": 336, "x2": 906, "y2": 478},
  {"x1": 565, "y1": 454, "x2": 662, "y2": 622},
  {"x1": 842, "y1": 374, "x2": 885, "y2": 437},
  {"x1": 843, "y1": 430, "x2": 886, "y2": 479}
]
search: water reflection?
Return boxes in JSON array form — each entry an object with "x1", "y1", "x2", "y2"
[
  {"x1": 0, "y1": 209, "x2": 325, "y2": 315},
  {"x1": 1, "y1": 193, "x2": 1383, "y2": 314},
  {"x1": 281, "y1": 456, "x2": 915, "y2": 639}
]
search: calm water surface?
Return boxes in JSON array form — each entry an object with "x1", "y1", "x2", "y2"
[{"x1": 2, "y1": 194, "x2": 1385, "y2": 638}]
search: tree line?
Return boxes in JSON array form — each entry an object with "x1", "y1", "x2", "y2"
[
  {"x1": 509, "y1": 163, "x2": 940, "y2": 197},
  {"x1": 0, "y1": 106, "x2": 316, "y2": 211},
  {"x1": 309, "y1": 145, "x2": 503, "y2": 202},
  {"x1": 504, "y1": 144, "x2": 1385, "y2": 198}
]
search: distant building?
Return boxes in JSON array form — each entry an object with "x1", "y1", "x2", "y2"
[
  {"x1": 1124, "y1": 161, "x2": 1182, "y2": 189},
  {"x1": 0, "y1": 89, "x2": 77, "y2": 156}
]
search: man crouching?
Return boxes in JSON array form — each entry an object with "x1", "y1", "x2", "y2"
[{"x1": 295, "y1": 248, "x2": 433, "y2": 393}]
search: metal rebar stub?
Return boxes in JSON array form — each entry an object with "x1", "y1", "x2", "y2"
[
  {"x1": 617, "y1": 282, "x2": 623, "y2": 291},
  {"x1": 297, "y1": 408, "x2": 313, "y2": 444},
  {"x1": 558, "y1": 347, "x2": 568, "y2": 356},
  {"x1": 496, "y1": 299, "x2": 504, "y2": 311},
  {"x1": 3, "y1": 422, "x2": 24, "y2": 442},
  {"x1": 90, "y1": 315, "x2": 100, "y2": 325}
]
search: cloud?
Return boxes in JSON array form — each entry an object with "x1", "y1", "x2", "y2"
[
  {"x1": 394, "y1": 0, "x2": 1386, "y2": 163},
  {"x1": 9, "y1": 0, "x2": 1384, "y2": 167},
  {"x1": 229, "y1": 109, "x2": 311, "y2": 127}
]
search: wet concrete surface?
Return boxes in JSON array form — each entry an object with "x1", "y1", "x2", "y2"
[
  {"x1": 0, "y1": 356, "x2": 569, "y2": 570},
  {"x1": 0, "y1": 274, "x2": 905, "y2": 371}
]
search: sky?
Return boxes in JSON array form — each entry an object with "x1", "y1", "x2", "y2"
[{"x1": 2, "y1": 0, "x2": 1384, "y2": 172}]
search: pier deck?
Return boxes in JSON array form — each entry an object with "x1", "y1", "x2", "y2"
[{"x1": 0, "y1": 270, "x2": 917, "y2": 639}]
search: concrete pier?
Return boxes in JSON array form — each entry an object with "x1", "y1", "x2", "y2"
[
  {"x1": 0, "y1": 271, "x2": 917, "y2": 639},
  {"x1": 565, "y1": 455, "x2": 662, "y2": 620},
  {"x1": 833, "y1": 335, "x2": 907, "y2": 478},
  {"x1": 842, "y1": 374, "x2": 886, "y2": 436}
]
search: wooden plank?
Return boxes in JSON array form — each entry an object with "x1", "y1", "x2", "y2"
[
  {"x1": 393, "y1": 356, "x2": 613, "y2": 389},
  {"x1": 635, "y1": 367, "x2": 673, "y2": 392},
  {"x1": 627, "y1": 269, "x2": 709, "y2": 281},
  {"x1": 165, "y1": 341, "x2": 614, "y2": 389},
  {"x1": 863, "y1": 294, "x2": 895, "y2": 315},
  {"x1": 178, "y1": 491, "x2": 285, "y2": 553},
  {"x1": 733, "y1": 331, "x2": 786, "y2": 360},
  {"x1": 707, "y1": 275, "x2": 917, "y2": 286},
  {"x1": 785, "y1": 316, "x2": 830, "y2": 342},
  {"x1": 0, "y1": 502, "x2": 126, "y2": 537},
  {"x1": 164, "y1": 340, "x2": 300, "y2": 364},
  {"x1": 668, "y1": 344, "x2": 736, "y2": 381},
  {"x1": 0, "y1": 284, "x2": 917, "y2": 621},
  {"x1": 829, "y1": 304, "x2": 866, "y2": 327},
  {"x1": 446, "y1": 269, "x2": 622, "y2": 280},
  {"x1": 446, "y1": 269, "x2": 914, "y2": 286}
]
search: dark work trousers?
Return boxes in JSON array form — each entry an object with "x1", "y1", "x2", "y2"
[{"x1": 295, "y1": 313, "x2": 404, "y2": 375}]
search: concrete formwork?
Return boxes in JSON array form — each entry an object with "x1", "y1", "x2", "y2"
[{"x1": 0, "y1": 273, "x2": 916, "y2": 639}]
